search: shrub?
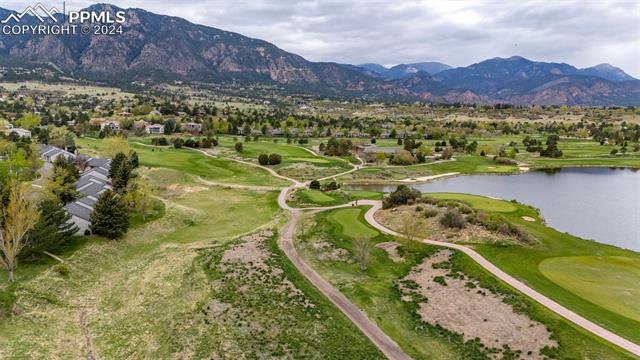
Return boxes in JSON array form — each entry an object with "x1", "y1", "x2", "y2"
[
  {"x1": 309, "y1": 180, "x2": 321, "y2": 190},
  {"x1": 382, "y1": 185, "x2": 421, "y2": 209},
  {"x1": 497, "y1": 223, "x2": 511, "y2": 235},
  {"x1": 389, "y1": 150, "x2": 416, "y2": 165},
  {"x1": 423, "y1": 208, "x2": 439, "y2": 218},
  {"x1": 258, "y1": 153, "x2": 269, "y2": 165},
  {"x1": 234, "y1": 142, "x2": 243, "y2": 153},
  {"x1": 268, "y1": 153, "x2": 282, "y2": 165},
  {"x1": 201, "y1": 138, "x2": 213, "y2": 148},
  {"x1": 54, "y1": 263, "x2": 70, "y2": 276},
  {"x1": 415, "y1": 205, "x2": 423, "y2": 212},
  {"x1": 151, "y1": 137, "x2": 168, "y2": 146},
  {"x1": 173, "y1": 138, "x2": 184, "y2": 149},
  {"x1": 440, "y1": 209, "x2": 466, "y2": 229},
  {"x1": 321, "y1": 181, "x2": 339, "y2": 191}
]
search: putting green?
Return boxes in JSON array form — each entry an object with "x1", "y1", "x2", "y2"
[
  {"x1": 328, "y1": 208, "x2": 378, "y2": 239},
  {"x1": 298, "y1": 189, "x2": 336, "y2": 204},
  {"x1": 539, "y1": 256, "x2": 640, "y2": 322},
  {"x1": 427, "y1": 193, "x2": 517, "y2": 212}
]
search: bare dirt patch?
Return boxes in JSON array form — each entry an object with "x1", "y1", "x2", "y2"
[
  {"x1": 375, "y1": 242, "x2": 404, "y2": 263},
  {"x1": 399, "y1": 250, "x2": 557, "y2": 358},
  {"x1": 311, "y1": 240, "x2": 353, "y2": 263},
  {"x1": 375, "y1": 204, "x2": 515, "y2": 244}
]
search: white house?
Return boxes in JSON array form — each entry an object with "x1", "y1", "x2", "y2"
[
  {"x1": 145, "y1": 123, "x2": 165, "y2": 134},
  {"x1": 183, "y1": 122, "x2": 202, "y2": 133},
  {"x1": 9, "y1": 127, "x2": 31, "y2": 138},
  {"x1": 100, "y1": 120, "x2": 120, "y2": 131}
]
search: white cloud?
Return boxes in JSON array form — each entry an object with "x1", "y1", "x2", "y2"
[{"x1": 2, "y1": 0, "x2": 639, "y2": 77}]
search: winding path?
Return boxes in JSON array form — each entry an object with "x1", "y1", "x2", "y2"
[
  {"x1": 361, "y1": 201, "x2": 640, "y2": 358},
  {"x1": 194, "y1": 144, "x2": 640, "y2": 358}
]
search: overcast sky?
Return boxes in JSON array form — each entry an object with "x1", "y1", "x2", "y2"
[{"x1": 4, "y1": 0, "x2": 640, "y2": 77}]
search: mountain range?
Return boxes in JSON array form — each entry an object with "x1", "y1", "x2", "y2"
[{"x1": 0, "y1": 4, "x2": 637, "y2": 106}]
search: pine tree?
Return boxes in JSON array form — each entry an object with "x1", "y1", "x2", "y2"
[
  {"x1": 128, "y1": 151, "x2": 139, "y2": 169},
  {"x1": 109, "y1": 152, "x2": 127, "y2": 180},
  {"x1": 90, "y1": 190, "x2": 129, "y2": 239},
  {"x1": 112, "y1": 161, "x2": 132, "y2": 192},
  {"x1": 22, "y1": 199, "x2": 78, "y2": 259}
]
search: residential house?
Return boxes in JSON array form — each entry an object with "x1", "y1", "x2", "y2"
[
  {"x1": 183, "y1": 122, "x2": 202, "y2": 133},
  {"x1": 41, "y1": 145, "x2": 112, "y2": 234},
  {"x1": 39, "y1": 144, "x2": 75, "y2": 163},
  {"x1": 100, "y1": 120, "x2": 120, "y2": 131},
  {"x1": 145, "y1": 123, "x2": 165, "y2": 134},
  {"x1": 9, "y1": 127, "x2": 31, "y2": 138}
]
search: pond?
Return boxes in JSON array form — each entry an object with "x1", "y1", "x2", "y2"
[{"x1": 346, "y1": 168, "x2": 640, "y2": 252}]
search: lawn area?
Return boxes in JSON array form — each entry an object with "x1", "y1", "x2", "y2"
[
  {"x1": 76, "y1": 137, "x2": 289, "y2": 187},
  {"x1": 539, "y1": 256, "x2": 640, "y2": 322},
  {"x1": 295, "y1": 206, "x2": 633, "y2": 359},
  {"x1": 326, "y1": 208, "x2": 378, "y2": 238},
  {"x1": 288, "y1": 188, "x2": 382, "y2": 208},
  {"x1": 430, "y1": 193, "x2": 640, "y2": 345},
  {"x1": 428, "y1": 193, "x2": 518, "y2": 212}
]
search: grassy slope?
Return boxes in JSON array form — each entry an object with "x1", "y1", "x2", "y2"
[
  {"x1": 427, "y1": 193, "x2": 640, "y2": 345},
  {"x1": 296, "y1": 207, "x2": 634, "y2": 359},
  {"x1": 76, "y1": 137, "x2": 290, "y2": 187},
  {"x1": 0, "y1": 137, "x2": 381, "y2": 357}
]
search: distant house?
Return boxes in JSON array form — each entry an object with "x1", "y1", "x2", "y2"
[
  {"x1": 119, "y1": 111, "x2": 132, "y2": 118},
  {"x1": 100, "y1": 120, "x2": 120, "y2": 131},
  {"x1": 9, "y1": 127, "x2": 31, "y2": 138},
  {"x1": 149, "y1": 109, "x2": 162, "y2": 116},
  {"x1": 39, "y1": 144, "x2": 75, "y2": 163},
  {"x1": 183, "y1": 122, "x2": 202, "y2": 133},
  {"x1": 270, "y1": 128, "x2": 284, "y2": 137},
  {"x1": 145, "y1": 123, "x2": 165, "y2": 134}
]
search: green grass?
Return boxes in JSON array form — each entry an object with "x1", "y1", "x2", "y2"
[
  {"x1": 296, "y1": 206, "x2": 634, "y2": 359},
  {"x1": 289, "y1": 188, "x2": 382, "y2": 208},
  {"x1": 326, "y1": 208, "x2": 378, "y2": 238},
  {"x1": 76, "y1": 137, "x2": 289, "y2": 187},
  {"x1": 427, "y1": 193, "x2": 517, "y2": 212},
  {"x1": 539, "y1": 256, "x2": 640, "y2": 322},
  {"x1": 0, "y1": 180, "x2": 286, "y2": 357},
  {"x1": 431, "y1": 193, "x2": 640, "y2": 345},
  {"x1": 193, "y1": 232, "x2": 384, "y2": 359}
]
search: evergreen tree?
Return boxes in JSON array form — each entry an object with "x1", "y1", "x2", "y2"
[
  {"x1": 22, "y1": 199, "x2": 78, "y2": 260},
  {"x1": 112, "y1": 161, "x2": 132, "y2": 192},
  {"x1": 109, "y1": 152, "x2": 127, "y2": 180},
  {"x1": 128, "y1": 151, "x2": 139, "y2": 169},
  {"x1": 90, "y1": 190, "x2": 129, "y2": 239}
]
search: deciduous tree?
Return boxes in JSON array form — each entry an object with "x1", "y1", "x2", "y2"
[{"x1": 0, "y1": 181, "x2": 40, "y2": 281}]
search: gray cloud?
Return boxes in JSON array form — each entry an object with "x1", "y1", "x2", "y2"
[{"x1": 3, "y1": 0, "x2": 639, "y2": 77}]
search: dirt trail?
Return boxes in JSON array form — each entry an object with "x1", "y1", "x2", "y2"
[{"x1": 79, "y1": 307, "x2": 97, "y2": 360}]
